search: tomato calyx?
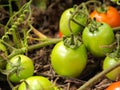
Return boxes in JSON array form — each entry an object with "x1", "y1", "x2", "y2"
[
  {"x1": 1, "y1": 56, "x2": 23, "y2": 77},
  {"x1": 63, "y1": 34, "x2": 81, "y2": 49},
  {"x1": 62, "y1": 3, "x2": 87, "y2": 49},
  {"x1": 71, "y1": 3, "x2": 89, "y2": 27},
  {"x1": 88, "y1": 18, "x2": 103, "y2": 33},
  {"x1": 96, "y1": 5, "x2": 109, "y2": 13}
]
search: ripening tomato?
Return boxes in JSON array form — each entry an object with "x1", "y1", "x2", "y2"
[
  {"x1": 6, "y1": 55, "x2": 34, "y2": 83},
  {"x1": 106, "y1": 81, "x2": 120, "y2": 90},
  {"x1": 103, "y1": 54, "x2": 120, "y2": 81},
  {"x1": 90, "y1": 6, "x2": 120, "y2": 28},
  {"x1": 59, "y1": 8, "x2": 87, "y2": 36},
  {"x1": 18, "y1": 76, "x2": 54, "y2": 90},
  {"x1": 82, "y1": 22, "x2": 115, "y2": 57},
  {"x1": 0, "y1": 43, "x2": 7, "y2": 69},
  {"x1": 51, "y1": 41, "x2": 87, "y2": 78},
  {"x1": 58, "y1": 31, "x2": 63, "y2": 38}
]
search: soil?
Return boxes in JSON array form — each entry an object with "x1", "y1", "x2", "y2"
[{"x1": 0, "y1": 0, "x2": 119, "y2": 90}]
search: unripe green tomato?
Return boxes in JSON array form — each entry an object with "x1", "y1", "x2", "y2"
[
  {"x1": 82, "y1": 22, "x2": 115, "y2": 57},
  {"x1": 111, "y1": 0, "x2": 118, "y2": 3},
  {"x1": 59, "y1": 8, "x2": 87, "y2": 36},
  {"x1": 18, "y1": 76, "x2": 54, "y2": 90},
  {"x1": 0, "y1": 43, "x2": 7, "y2": 69},
  {"x1": 51, "y1": 41, "x2": 88, "y2": 78},
  {"x1": 6, "y1": 55, "x2": 34, "y2": 83},
  {"x1": 103, "y1": 56, "x2": 120, "y2": 81}
]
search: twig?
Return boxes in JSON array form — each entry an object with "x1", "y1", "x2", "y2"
[
  {"x1": 31, "y1": 25, "x2": 47, "y2": 39},
  {"x1": 7, "y1": 38, "x2": 61, "y2": 59},
  {"x1": 77, "y1": 60, "x2": 120, "y2": 90}
]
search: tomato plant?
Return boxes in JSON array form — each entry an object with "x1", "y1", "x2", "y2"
[
  {"x1": 103, "y1": 33, "x2": 120, "y2": 81},
  {"x1": 0, "y1": 42, "x2": 7, "y2": 69},
  {"x1": 18, "y1": 76, "x2": 54, "y2": 90},
  {"x1": 106, "y1": 81, "x2": 120, "y2": 90},
  {"x1": 51, "y1": 40, "x2": 87, "y2": 78},
  {"x1": 59, "y1": 7, "x2": 87, "y2": 36},
  {"x1": 82, "y1": 21, "x2": 115, "y2": 57},
  {"x1": 90, "y1": 6, "x2": 120, "y2": 28},
  {"x1": 6, "y1": 55, "x2": 34, "y2": 83}
]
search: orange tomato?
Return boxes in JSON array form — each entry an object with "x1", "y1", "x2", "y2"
[
  {"x1": 90, "y1": 6, "x2": 120, "y2": 28},
  {"x1": 106, "y1": 81, "x2": 120, "y2": 90},
  {"x1": 59, "y1": 31, "x2": 63, "y2": 38}
]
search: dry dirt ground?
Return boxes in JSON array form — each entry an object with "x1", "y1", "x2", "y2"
[{"x1": 0, "y1": 0, "x2": 119, "y2": 90}]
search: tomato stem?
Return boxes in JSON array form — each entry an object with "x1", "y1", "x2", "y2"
[
  {"x1": 66, "y1": 2, "x2": 90, "y2": 48},
  {"x1": 77, "y1": 59, "x2": 120, "y2": 90},
  {"x1": 89, "y1": 18, "x2": 102, "y2": 33},
  {"x1": 85, "y1": 0, "x2": 101, "y2": 6},
  {"x1": 115, "y1": 34, "x2": 120, "y2": 57},
  {"x1": 7, "y1": 38, "x2": 61, "y2": 59}
]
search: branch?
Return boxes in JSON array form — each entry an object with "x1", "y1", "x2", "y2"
[
  {"x1": 77, "y1": 60, "x2": 120, "y2": 90},
  {"x1": 8, "y1": 38, "x2": 61, "y2": 59}
]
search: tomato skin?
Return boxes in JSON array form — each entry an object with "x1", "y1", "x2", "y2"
[
  {"x1": 0, "y1": 43, "x2": 7, "y2": 69},
  {"x1": 6, "y1": 55, "x2": 34, "y2": 83},
  {"x1": 90, "y1": 6, "x2": 120, "y2": 28},
  {"x1": 59, "y1": 31, "x2": 63, "y2": 38},
  {"x1": 82, "y1": 22, "x2": 115, "y2": 57},
  {"x1": 106, "y1": 81, "x2": 120, "y2": 90},
  {"x1": 51, "y1": 41, "x2": 87, "y2": 78},
  {"x1": 103, "y1": 56, "x2": 120, "y2": 81},
  {"x1": 18, "y1": 76, "x2": 54, "y2": 90},
  {"x1": 59, "y1": 8, "x2": 87, "y2": 36}
]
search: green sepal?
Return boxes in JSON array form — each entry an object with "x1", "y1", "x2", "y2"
[{"x1": 63, "y1": 34, "x2": 81, "y2": 49}]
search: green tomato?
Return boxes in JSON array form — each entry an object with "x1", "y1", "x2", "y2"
[
  {"x1": 18, "y1": 76, "x2": 54, "y2": 90},
  {"x1": 51, "y1": 41, "x2": 87, "y2": 78},
  {"x1": 103, "y1": 55, "x2": 120, "y2": 81},
  {"x1": 111, "y1": 0, "x2": 118, "y2": 3},
  {"x1": 59, "y1": 8, "x2": 87, "y2": 36},
  {"x1": 82, "y1": 22, "x2": 115, "y2": 57},
  {"x1": 0, "y1": 43, "x2": 7, "y2": 69},
  {"x1": 6, "y1": 55, "x2": 34, "y2": 83}
]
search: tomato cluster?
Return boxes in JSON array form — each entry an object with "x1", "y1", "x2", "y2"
[
  {"x1": 0, "y1": 44, "x2": 57, "y2": 89},
  {"x1": 53, "y1": 2, "x2": 120, "y2": 85},
  {"x1": 0, "y1": 41, "x2": 60, "y2": 89},
  {"x1": 1, "y1": 1, "x2": 120, "y2": 90}
]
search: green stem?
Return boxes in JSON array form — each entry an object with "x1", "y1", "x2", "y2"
[
  {"x1": 1, "y1": 40, "x2": 16, "y2": 51},
  {"x1": 85, "y1": 0, "x2": 101, "y2": 6},
  {"x1": 28, "y1": 38, "x2": 61, "y2": 51},
  {"x1": 8, "y1": 0, "x2": 13, "y2": 17},
  {"x1": 12, "y1": 29, "x2": 20, "y2": 48},
  {"x1": 5, "y1": 0, "x2": 32, "y2": 32},
  {"x1": 7, "y1": 38, "x2": 61, "y2": 59},
  {"x1": 114, "y1": 34, "x2": 120, "y2": 57},
  {"x1": 15, "y1": 0, "x2": 21, "y2": 9},
  {"x1": 0, "y1": 4, "x2": 9, "y2": 7},
  {"x1": 77, "y1": 59, "x2": 120, "y2": 90}
]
